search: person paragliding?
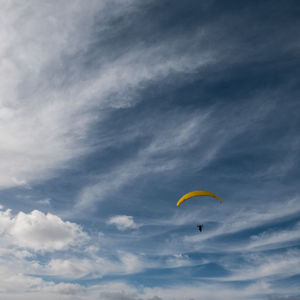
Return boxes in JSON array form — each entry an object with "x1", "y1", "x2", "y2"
[
  {"x1": 177, "y1": 190, "x2": 222, "y2": 233},
  {"x1": 197, "y1": 224, "x2": 203, "y2": 232}
]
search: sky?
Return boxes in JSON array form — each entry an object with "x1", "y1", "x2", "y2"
[{"x1": 0, "y1": 0, "x2": 300, "y2": 299}]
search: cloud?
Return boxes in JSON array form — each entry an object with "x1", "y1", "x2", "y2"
[
  {"x1": 75, "y1": 97, "x2": 273, "y2": 211},
  {"x1": 247, "y1": 222, "x2": 300, "y2": 251},
  {"x1": 268, "y1": 297, "x2": 300, "y2": 300},
  {"x1": 62, "y1": 280, "x2": 298, "y2": 300},
  {"x1": 42, "y1": 282, "x2": 85, "y2": 296},
  {"x1": 99, "y1": 291, "x2": 141, "y2": 300},
  {"x1": 0, "y1": 262, "x2": 39, "y2": 292},
  {"x1": 37, "y1": 198, "x2": 51, "y2": 206},
  {"x1": 0, "y1": 1, "x2": 102, "y2": 189},
  {"x1": 0, "y1": 205, "x2": 146, "y2": 281},
  {"x1": 47, "y1": 257, "x2": 98, "y2": 279},
  {"x1": 0, "y1": 279, "x2": 298, "y2": 300},
  {"x1": 165, "y1": 253, "x2": 192, "y2": 268},
  {"x1": 94, "y1": 282, "x2": 142, "y2": 300},
  {"x1": 0, "y1": 207, "x2": 88, "y2": 252},
  {"x1": 0, "y1": 266, "x2": 86, "y2": 299},
  {"x1": 45, "y1": 251, "x2": 145, "y2": 279},
  {"x1": 222, "y1": 249, "x2": 300, "y2": 282},
  {"x1": 107, "y1": 215, "x2": 139, "y2": 231},
  {"x1": 118, "y1": 251, "x2": 144, "y2": 274},
  {"x1": 0, "y1": 0, "x2": 214, "y2": 191}
]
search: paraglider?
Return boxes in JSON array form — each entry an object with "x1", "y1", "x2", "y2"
[{"x1": 177, "y1": 190, "x2": 222, "y2": 232}]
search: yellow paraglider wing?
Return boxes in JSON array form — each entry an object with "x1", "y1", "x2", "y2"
[{"x1": 177, "y1": 190, "x2": 222, "y2": 207}]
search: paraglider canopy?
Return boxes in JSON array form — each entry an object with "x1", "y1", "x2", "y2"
[{"x1": 177, "y1": 190, "x2": 222, "y2": 207}]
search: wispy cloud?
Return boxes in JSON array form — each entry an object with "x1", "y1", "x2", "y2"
[
  {"x1": 246, "y1": 222, "x2": 300, "y2": 251},
  {"x1": 75, "y1": 96, "x2": 276, "y2": 212},
  {"x1": 0, "y1": 0, "x2": 214, "y2": 191},
  {"x1": 222, "y1": 249, "x2": 300, "y2": 282},
  {"x1": 182, "y1": 196, "x2": 300, "y2": 244}
]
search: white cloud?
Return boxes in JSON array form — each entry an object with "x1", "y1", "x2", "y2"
[
  {"x1": 118, "y1": 251, "x2": 144, "y2": 274},
  {"x1": 45, "y1": 251, "x2": 145, "y2": 279},
  {"x1": 47, "y1": 258, "x2": 97, "y2": 279},
  {"x1": 0, "y1": 271, "x2": 43, "y2": 294},
  {"x1": 0, "y1": 279, "x2": 298, "y2": 300},
  {"x1": 0, "y1": 0, "x2": 214, "y2": 191},
  {"x1": 0, "y1": 235, "x2": 298, "y2": 300},
  {"x1": 0, "y1": 1, "x2": 102, "y2": 189},
  {"x1": 107, "y1": 215, "x2": 139, "y2": 231},
  {"x1": 75, "y1": 96, "x2": 277, "y2": 212},
  {"x1": 0, "y1": 207, "x2": 88, "y2": 252},
  {"x1": 0, "y1": 265, "x2": 86, "y2": 299},
  {"x1": 0, "y1": 206, "x2": 146, "y2": 281},
  {"x1": 165, "y1": 253, "x2": 192, "y2": 268},
  {"x1": 42, "y1": 282, "x2": 85, "y2": 296},
  {"x1": 52, "y1": 280, "x2": 299, "y2": 300},
  {"x1": 37, "y1": 198, "x2": 51, "y2": 206},
  {"x1": 222, "y1": 249, "x2": 300, "y2": 282},
  {"x1": 0, "y1": 208, "x2": 12, "y2": 233},
  {"x1": 247, "y1": 222, "x2": 300, "y2": 251}
]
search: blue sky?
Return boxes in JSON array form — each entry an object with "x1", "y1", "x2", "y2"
[{"x1": 0, "y1": 1, "x2": 300, "y2": 299}]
